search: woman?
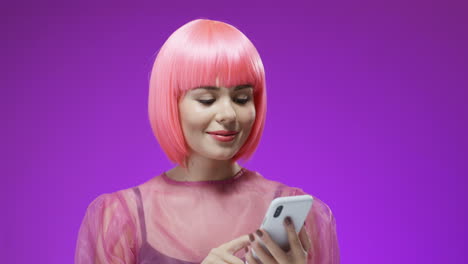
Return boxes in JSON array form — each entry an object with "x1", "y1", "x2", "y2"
[{"x1": 75, "y1": 19, "x2": 340, "y2": 264}]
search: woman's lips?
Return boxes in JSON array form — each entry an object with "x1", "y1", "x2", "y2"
[{"x1": 207, "y1": 131, "x2": 238, "y2": 142}]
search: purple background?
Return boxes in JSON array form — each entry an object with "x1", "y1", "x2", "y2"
[{"x1": 3, "y1": 0, "x2": 467, "y2": 263}]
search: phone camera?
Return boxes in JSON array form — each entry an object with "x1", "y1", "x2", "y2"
[{"x1": 273, "y1": 205, "x2": 283, "y2": 218}]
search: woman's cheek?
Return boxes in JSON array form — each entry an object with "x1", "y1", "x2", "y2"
[{"x1": 248, "y1": 108, "x2": 256, "y2": 126}]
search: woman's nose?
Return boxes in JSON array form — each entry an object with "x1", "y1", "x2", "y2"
[{"x1": 215, "y1": 99, "x2": 237, "y2": 125}]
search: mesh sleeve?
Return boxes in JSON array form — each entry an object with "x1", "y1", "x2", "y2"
[{"x1": 75, "y1": 192, "x2": 137, "y2": 264}]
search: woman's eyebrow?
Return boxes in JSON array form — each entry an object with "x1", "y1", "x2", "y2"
[
  {"x1": 234, "y1": 84, "x2": 253, "y2": 91},
  {"x1": 193, "y1": 84, "x2": 253, "y2": 91}
]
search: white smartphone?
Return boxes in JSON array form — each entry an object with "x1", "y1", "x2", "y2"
[{"x1": 252, "y1": 195, "x2": 313, "y2": 259}]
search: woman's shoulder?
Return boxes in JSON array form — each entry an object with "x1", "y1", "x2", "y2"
[
  {"x1": 90, "y1": 173, "x2": 165, "y2": 205},
  {"x1": 83, "y1": 187, "x2": 139, "y2": 224},
  {"x1": 248, "y1": 169, "x2": 335, "y2": 219},
  {"x1": 87, "y1": 186, "x2": 134, "y2": 205},
  {"x1": 245, "y1": 169, "x2": 303, "y2": 194}
]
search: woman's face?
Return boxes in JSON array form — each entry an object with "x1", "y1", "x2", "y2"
[{"x1": 179, "y1": 83, "x2": 256, "y2": 161}]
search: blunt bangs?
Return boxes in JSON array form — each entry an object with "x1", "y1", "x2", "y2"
[{"x1": 149, "y1": 19, "x2": 267, "y2": 167}]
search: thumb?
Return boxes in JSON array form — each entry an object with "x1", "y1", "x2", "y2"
[{"x1": 221, "y1": 234, "x2": 251, "y2": 254}]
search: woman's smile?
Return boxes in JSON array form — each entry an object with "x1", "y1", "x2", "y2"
[
  {"x1": 207, "y1": 130, "x2": 239, "y2": 142},
  {"x1": 207, "y1": 133, "x2": 238, "y2": 142}
]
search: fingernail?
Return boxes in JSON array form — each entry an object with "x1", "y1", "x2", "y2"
[
  {"x1": 249, "y1": 233, "x2": 255, "y2": 242},
  {"x1": 256, "y1": 229, "x2": 263, "y2": 237},
  {"x1": 285, "y1": 216, "x2": 292, "y2": 226}
]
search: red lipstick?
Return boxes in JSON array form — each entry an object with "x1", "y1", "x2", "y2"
[{"x1": 207, "y1": 131, "x2": 238, "y2": 142}]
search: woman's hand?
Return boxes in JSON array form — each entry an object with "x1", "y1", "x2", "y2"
[
  {"x1": 201, "y1": 234, "x2": 251, "y2": 264},
  {"x1": 246, "y1": 217, "x2": 312, "y2": 264}
]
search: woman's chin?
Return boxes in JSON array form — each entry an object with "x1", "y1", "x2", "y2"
[
  {"x1": 210, "y1": 154, "x2": 236, "y2": 161},
  {"x1": 190, "y1": 146, "x2": 241, "y2": 161},
  {"x1": 205, "y1": 151, "x2": 238, "y2": 161}
]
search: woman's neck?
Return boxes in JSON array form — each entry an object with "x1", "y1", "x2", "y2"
[{"x1": 165, "y1": 154, "x2": 242, "y2": 182}]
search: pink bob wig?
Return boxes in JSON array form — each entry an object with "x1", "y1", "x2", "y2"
[{"x1": 148, "y1": 19, "x2": 267, "y2": 167}]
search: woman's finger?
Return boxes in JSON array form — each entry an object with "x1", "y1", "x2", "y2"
[
  {"x1": 211, "y1": 247, "x2": 245, "y2": 264},
  {"x1": 250, "y1": 237, "x2": 278, "y2": 264},
  {"x1": 245, "y1": 247, "x2": 261, "y2": 264},
  {"x1": 204, "y1": 234, "x2": 251, "y2": 264},
  {"x1": 298, "y1": 226, "x2": 312, "y2": 253},
  {"x1": 254, "y1": 229, "x2": 288, "y2": 263},
  {"x1": 283, "y1": 217, "x2": 305, "y2": 256},
  {"x1": 220, "y1": 234, "x2": 252, "y2": 254},
  {"x1": 218, "y1": 252, "x2": 245, "y2": 264}
]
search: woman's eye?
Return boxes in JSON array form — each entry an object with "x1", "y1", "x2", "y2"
[
  {"x1": 197, "y1": 99, "x2": 215, "y2": 105},
  {"x1": 234, "y1": 97, "x2": 250, "y2": 104},
  {"x1": 197, "y1": 97, "x2": 251, "y2": 105}
]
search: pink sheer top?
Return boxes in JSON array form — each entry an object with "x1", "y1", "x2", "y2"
[{"x1": 75, "y1": 168, "x2": 340, "y2": 263}]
